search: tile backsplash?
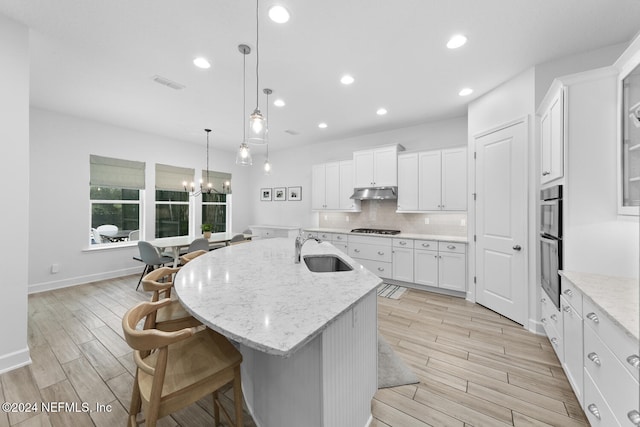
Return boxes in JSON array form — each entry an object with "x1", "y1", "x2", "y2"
[{"x1": 318, "y1": 200, "x2": 467, "y2": 236}]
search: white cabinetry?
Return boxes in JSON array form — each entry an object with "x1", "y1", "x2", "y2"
[
  {"x1": 391, "y1": 238, "x2": 414, "y2": 283},
  {"x1": 349, "y1": 235, "x2": 392, "y2": 279},
  {"x1": 312, "y1": 161, "x2": 360, "y2": 211},
  {"x1": 250, "y1": 225, "x2": 300, "y2": 239},
  {"x1": 414, "y1": 240, "x2": 466, "y2": 292},
  {"x1": 561, "y1": 280, "x2": 583, "y2": 404},
  {"x1": 397, "y1": 153, "x2": 419, "y2": 211},
  {"x1": 414, "y1": 148, "x2": 467, "y2": 211},
  {"x1": 353, "y1": 145, "x2": 400, "y2": 188},
  {"x1": 539, "y1": 86, "x2": 564, "y2": 184},
  {"x1": 540, "y1": 295, "x2": 564, "y2": 362}
]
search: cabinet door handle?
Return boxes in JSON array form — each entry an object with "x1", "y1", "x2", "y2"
[
  {"x1": 354, "y1": 248, "x2": 360, "y2": 253},
  {"x1": 587, "y1": 352, "x2": 601, "y2": 366},
  {"x1": 586, "y1": 312, "x2": 600, "y2": 324},
  {"x1": 541, "y1": 317, "x2": 547, "y2": 324},
  {"x1": 377, "y1": 267, "x2": 385, "y2": 272},
  {"x1": 563, "y1": 289, "x2": 574, "y2": 297},
  {"x1": 542, "y1": 171, "x2": 551, "y2": 176},
  {"x1": 627, "y1": 355, "x2": 640, "y2": 369},
  {"x1": 422, "y1": 243, "x2": 430, "y2": 248},
  {"x1": 587, "y1": 404, "x2": 601, "y2": 420},
  {"x1": 447, "y1": 245, "x2": 455, "y2": 250},
  {"x1": 540, "y1": 297, "x2": 547, "y2": 304},
  {"x1": 377, "y1": 251, "x2": 385, "y2": 255},
  {"x1": 550, "y1": 337, "x2": 558, "y2": 346},
  {"x1": 513, "y1": 245, "x2": 522, "y2": 251},
  {"x1": 550, "y1": 314, "x2": 557, "y2": 321},
  {"x1": 399, "y1": 241, "x2": 407, "y2": 245},
  {"x1": 628, "y1": 410, "x2": 640, "y2": 425},
  {"x1": 336, "y1": 236, "x2": 343, "y2": 240},
  {"x1": 562, "y1": 305, "x2": 571, "y2": 313}
]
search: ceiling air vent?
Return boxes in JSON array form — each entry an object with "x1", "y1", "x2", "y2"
[
  {"x1": 151, "y1": 75, "x2": 186, "y2": 90},
  {"x1": 285, "y1": 129, "x2": 300, "y2": 135}
]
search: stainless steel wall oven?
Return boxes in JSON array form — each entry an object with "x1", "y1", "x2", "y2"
[{"x1": 540, "y1": 185, "x2": 562, "y2": 309}]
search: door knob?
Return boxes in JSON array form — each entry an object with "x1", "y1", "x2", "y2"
[{"x1": 513, "y1": 245, "x2": 522, "y2": 251}]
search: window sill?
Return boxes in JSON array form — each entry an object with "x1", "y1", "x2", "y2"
[{"x1": 83, "y1": 241, "x2": 138, "y2": 252}]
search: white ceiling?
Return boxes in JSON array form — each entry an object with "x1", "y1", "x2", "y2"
[{"x1": 1, "y1": 0, "x2": 640, "y2": 152}]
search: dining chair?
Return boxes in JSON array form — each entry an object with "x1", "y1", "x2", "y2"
[
  {"x1": 135, "y1": 241, "x2": 174, "y2": 290},
  {"x1": 229, "y1": 233, "x2": 249, "y2": 245},
  {"x1": 122, "y1": 299, "x2": 243, "y2": 427},
  {"x1": 90, "y1": 228, "x2": 103, "y2": 244},
  {"x1": 140, "y1": 266, "x2": 200, "y2": 332},
  {"x1": 128, "y1": 229, "x2": 140, "y2": 241},
  {"x1": 186, "y1": 237, "x2": 210, "y2": 252}
]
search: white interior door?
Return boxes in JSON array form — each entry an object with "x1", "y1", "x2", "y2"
[{"x1": 475, "y1": 120, "x2": 527, "y2": 325}]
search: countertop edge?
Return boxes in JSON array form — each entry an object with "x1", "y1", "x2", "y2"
[{"x1": 559, "y1": 270, "x2": 639, "y2": 341}]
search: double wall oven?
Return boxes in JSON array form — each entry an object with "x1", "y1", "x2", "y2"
[{"x1": 539, "y1": 185, "x2": 563, "y2": 309}]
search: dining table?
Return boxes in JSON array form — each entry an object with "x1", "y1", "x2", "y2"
[{"x1": 146, "y1": 232, "x2": 251, "y2": 267}]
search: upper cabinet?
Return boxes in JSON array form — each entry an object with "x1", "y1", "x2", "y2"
[
  {"x1": 311, "y1": 160, "x2": 361, "y2": 211},
  {"x1": 539, "y1": 86, "x2": 565, "y2": 184},
  {"x1": 353, "y1": 145, "x2": 400, "y2": 188},
  {"x1": 397, "y1": 147, "x2": 467, "y2": 212}
]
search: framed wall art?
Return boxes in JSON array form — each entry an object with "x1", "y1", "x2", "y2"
[
  {"x1": 274, "y1": 187, "x2": 286, "y2": 201},
  {"x1": 288, "y1": 186, "x2": 302, "y2": 201},
  {"x1": 260, "y1": 188, "x2": 272, "y2": 201}
]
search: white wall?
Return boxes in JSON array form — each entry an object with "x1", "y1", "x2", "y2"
[
  {"x1": 248, "y1": 116, "x2": 468, "y2": 228},
  {"x1": 28, "y1": 108, "x2": 252, "y2": 292},
  {"x1": 0, "y1": 14, "x2": 30, "y2": 373}
]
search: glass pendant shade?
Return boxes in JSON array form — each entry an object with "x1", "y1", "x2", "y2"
[
  {"x1": 236, "y1": 142, "x2": 252, "y2": 165},
  {"x1": 263, "y1": 159, "x2": 271, "y2": 175},
  {"x1": 248, "y1": 109, "x2": 266, "y2": 143}
]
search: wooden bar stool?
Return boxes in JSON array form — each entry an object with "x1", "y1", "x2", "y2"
[{"x1": 122, "y1": 300, "x2": 243, "y2": 427}]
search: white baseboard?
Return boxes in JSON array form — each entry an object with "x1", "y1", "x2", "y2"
[
  {"x1": 28, "y1": 267, "x2": 141, "y2": 294},
  {"x1": 528, "y1": 318, "x2": 546, "y2": 335},
  {"x1": 0, "y1": 347, "x2": 31, "y2": 375}
]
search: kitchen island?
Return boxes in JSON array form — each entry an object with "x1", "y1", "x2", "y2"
[{"x1": 173, "y1": 237, "x2": 381, "y2": 427}]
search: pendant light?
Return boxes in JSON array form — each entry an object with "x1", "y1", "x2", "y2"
[
  {"x1": 236, "y1": 44, "x2": 253, "y2": 165},
  {"x1": 263, "y1": 88, "x2": 272, "y2": 174},
  {"x1": 247, "y1": 0, "x2": 266, "y2": 143}
]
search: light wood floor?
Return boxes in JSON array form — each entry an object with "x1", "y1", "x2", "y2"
[{"x1": 0, "y1": 276, "x2": 587, "y2": 426}]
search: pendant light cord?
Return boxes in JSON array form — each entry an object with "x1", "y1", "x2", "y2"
[
  {"x1": 255, "y1": 0, "x2": 260, "y2": 109},
  {"x1": 243, "y1": 50, "x2": 246, "y2": 142},
  {"x1": 206, "y1": 130, "x2": 210, "y2": 183}
]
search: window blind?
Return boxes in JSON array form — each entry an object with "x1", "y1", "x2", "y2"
[
  {"x1": 90, "y1": 155, "x2": 145, "y2": 189},
  {"x1": 155, "y1": 164, "x2": 195, "y2": 191}
]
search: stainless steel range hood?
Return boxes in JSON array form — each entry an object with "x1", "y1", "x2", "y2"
[{"x1": 349, "y1": 187, "x2": 397, "y2": 200}]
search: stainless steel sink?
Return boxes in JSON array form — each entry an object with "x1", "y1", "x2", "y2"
[{"x1": 303, "y1": 255, "x2": 353, "y2": 272}]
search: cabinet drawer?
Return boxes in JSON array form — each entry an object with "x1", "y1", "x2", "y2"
[
  {"x1": 543, "y1": 319, "x2": 564, "y2": 363},
  {"x1": 392, "y1": 238, "x2": 414, "y2": 249},
  {"x1": 348, "y1": 235, "x2": 390, "y2": 246},
  {"x1": 560, "y1": 277, "x2": 583, "y2": 315},
  {"x1": 584, "y1": 325, "x2": 639, "y2": 424},
  {"x1": 303, "y1": 231, "x2": 318, "y2": 239},
  {"x1": 414, "y1": 239, "x2": 437, "y2": 250},
  {"x1": 583, "y1": 298, "x2": 640, "y2": 381},
  {"x1": 317, "y1": 231, "x2": 334, "y2": 240},
  {"x1": 349, "y1": 242, "x2": 392, "y2": 263},
  {"x1": 583, "y1": 370, "x2": 619, "y2": 427},
  {"x1": 332, "y1": 233, "x2": 348, "y2": 243},
  {"x1": 332, "y1": 242, "x2": 348, "y2": 254},
  {"x1": 541, "y1": 295, "x2": 562, "y2": 334},
  {"x1": 356, "y1": 258, "x2": 392, "y2": 279},
  {"x1": 438, "y1": 241, "x2": 466, "y2": 254}
]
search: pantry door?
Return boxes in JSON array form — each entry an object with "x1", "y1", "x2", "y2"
[{"x1": 474, "y1": 119, "x2": 527, "y2": 325}]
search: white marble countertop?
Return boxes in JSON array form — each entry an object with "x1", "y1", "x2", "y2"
[
  {"x1": 303, "y1": 227, "x2": 468, "y2": 243},
  {"x1": 249, "y1": 224, "x2": 301, "y2": 230},
  {"x1": 560, "y1": 270, "x2": 639, "y2": 340},
  {"x1": 173, "y1": 237, "x2": 382, "y2": 356}
]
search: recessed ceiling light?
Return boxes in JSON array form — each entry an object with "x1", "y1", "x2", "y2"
[
  {"x1": 459, "y1": 88, "x2": 473, "y2": 96},
  {"x1": 340, "y1": 75, "x2": 355, "y2": 85},
  {"x1": 193, "y1": 57, "x2": 211, "y2": 69},
  {"x1": 268, "y1": 5, "x2": 290, "y2": 23},
  {"x1": 376, "y1": 108, "x2": 388, "y2": 116},
  {"x1": 447, "y1": 34, "x2": 467, "y2": 49},
  {"x1": 274, "y1": 98, "x2": 285, "y2": 107},
  {"x1": 318, "y1": 123, "x2": 328, "y2": 129}
]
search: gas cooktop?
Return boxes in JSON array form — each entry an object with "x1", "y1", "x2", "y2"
[{"x1": 350, "y1": 228, "x2": 401, "y2": 235}]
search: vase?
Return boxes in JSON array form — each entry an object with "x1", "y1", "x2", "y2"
[{"x1": 203, "y1": 231, "x2": 211, "y2": 239}]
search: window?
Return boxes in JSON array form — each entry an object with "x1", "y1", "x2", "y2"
[
  {"x1": 155, "y1": 164, "x2": 194, "y2": 238},
  {"x1": 201, "y1": 170, "x2": 232, "y2": 233},
  {"x1": 89, "y1": 155, "x2": 145, "y2": 245}
]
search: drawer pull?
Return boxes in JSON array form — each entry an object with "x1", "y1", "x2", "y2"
[
  {"x1": 562, "y1": 305, "x2": 571, "y2": 314},
  {"x1": 550, "y1": 337, "x2": 559, "y2": 346},
  {"x1": 541, "y1": 317, "x2": 547, "y2": 324},
  {"x1": 422, "y1": 243, "x2": 430, "y2": 248},
  {"x1": 587, "y1": 404, "x2": 601, "y2": 420},
  {"x1": 377, "y1": 267, "x2": 385, "y2": 272},
  {"x1": 628, "y1": 410, "x2": 640, "y2": 425},
  {"x1": 354, "y1": 249, "x2": 360, "y2": 253},
  {"x1": 587, "y1": 352, "x2": 601, "y2": 367},
  {"x1": 563, "y1": 289, "x2": 574, "y2": 297},
  {"x1": 336, "y1": 236, "x2": 343, "y2": 240},
  {"x1": 540, "y1": 297, "x2": 546, "y2": 304},
  {"x1": 377, "y1": 251, "x2": 385, "y2": 255},
  {"x1": 399, "y1": 241, "x2": 407, "y2": 245},
  {"x1": 586, "y1": 312, "x2": 600, "y2": 324},
  {"x1": 447, "y1": 245, "x2": 456, "y2": 249},
  {"x1": 550, "y1": 314, "x2": 557, "y2": 321},
  {"x1": 627, "y1": 355, "x2": 640, "y2": 369}
]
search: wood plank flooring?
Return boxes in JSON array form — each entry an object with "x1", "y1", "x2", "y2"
[{"x1": 0, "y1": 276, "x2": 587, "y2": 426}]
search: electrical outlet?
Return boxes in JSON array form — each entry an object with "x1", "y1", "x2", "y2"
[
  {"x1": 461, "y1": 218, "x2": 466, "y2": 226},
  {"x1": 51, "y1": 263, "x2": 59, "y2": 274},
  {"x1": 424, "y1": 217, "x2": 430, "y2": 225},
  {"x1": 346, "y1": 216, "x2": 350, "y2": 222}
]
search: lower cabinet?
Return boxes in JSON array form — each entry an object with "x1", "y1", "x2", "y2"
[
  {"x1": 392, "y1": 238, "x2": 414, "y2": 283},
  {"x1": 414, "y1": 240, "x2": 466, "y2": 292},
  {"x1": 561, "y1": 295, "x2": 583, "y2": 404},
  {"x1": 250, "y1": 225, "x2": 300, "y2": 239},
  {"x1": 348, "y1": 235, "x2": 392, "y2": 279}
]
